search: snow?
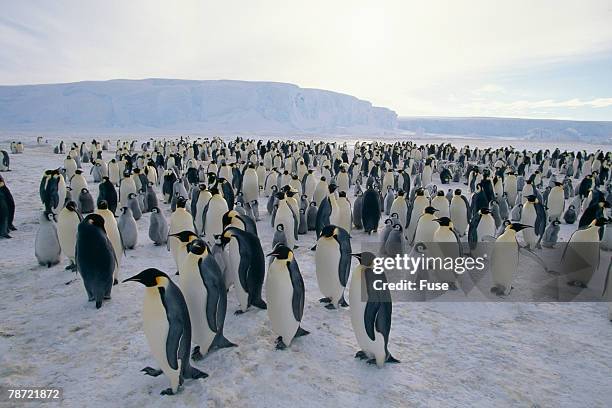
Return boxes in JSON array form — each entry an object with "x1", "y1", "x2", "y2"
[{"x1": 0, "y1": 137, "x2": 611, "y2": 408}]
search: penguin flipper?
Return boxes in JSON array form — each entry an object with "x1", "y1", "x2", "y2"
[
  {"x1": 288, "y1": 259, "x2": 305, "y2": 322},
  {"x1": 198, "y1": 258, "x2": 221, "y2": 333},
  {"x1": 159, "y1": 286, "x2": 186, "y2": 371},
  {"x1": 363, "y1": 302, "x2": 381, "y2": 342}
]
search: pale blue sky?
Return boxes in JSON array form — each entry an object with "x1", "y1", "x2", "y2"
[{"x1": 1, "y1": 0, "x2": 611, "y2": 120}]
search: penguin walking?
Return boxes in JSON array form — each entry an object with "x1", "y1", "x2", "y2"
[
  {"x1": 149, "y1": 207, "x2": 169, "y2": 246},
  {"x1": 118, "y1": 207, "x2": 138, "y2": 250},
  {"x1": 220, "y1": 226, "x2": 267, "y2": 313},
  {"x1": 315, "y1": 225, "x2": 351, "y2": 309},
  {"x1": 124, "y1": 268, "x2": 207, "y2": 395},
  {"x1": 349, "y1": 252, "x2": 399, "y2": 367},
  {"x1": 57, "y1": 201, "x2": 82, "y2": 270},
  {"x1": 35, "y1": 211, "x2": 62, "y2": 268},
  {"x1": 179, "y1": 239, "x2": 237, "y2": 360},
  {"x1": 76, "y1": 214, "x2": 117, "y2": 308},
  {"x1": 266, "y1": 244, "x2": 309, "y2": 349}
]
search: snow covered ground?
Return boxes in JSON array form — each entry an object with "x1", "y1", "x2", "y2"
[{"x1": 0, "y1": 138, "x2": 611, "y2": 408}]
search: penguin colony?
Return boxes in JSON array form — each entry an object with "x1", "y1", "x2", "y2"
[{"x1": 2, "y1": 137, "x2": 610, "y2": 396}]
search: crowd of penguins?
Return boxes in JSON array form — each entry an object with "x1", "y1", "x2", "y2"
[{"x1": 1, "y1": 136, "x2": 611, "y2": 396}]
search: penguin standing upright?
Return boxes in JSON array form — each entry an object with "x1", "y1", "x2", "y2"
[
  {"x1": 520, "y1": 195, "x2": 547, "y2": 248},
  {"x1": 0, "y1": 176, "x2": 16, "y2": 238},
  {"x1": 57, "y1": 201, "x2": 82, "y2": 270},
  {"x1": 266, "y1": 244, "x2": 309, "y2": 349},
  {"x1": 349, "y1": 252, "x2": 399, "y2": 367},
  {"x1": 123, "y1": 268, "x2": 207, "y2": 395},
  {"x1": 76, "y1": 214, "x2": 117, "y2": 308},
  {"x1": 98, "y1": 177, "x2": 118, "y2": 215},
  {"x1": 203, "y1": 188, "x2": 229, "y2": 246},
  {"x1": 490, "y1": 223, "x2": 532, "y2": 296},
  {"x1": 149, "y1": 207, "x2": 169, "y2": 246},
  {"x1": 94, "y1": 201, "x2": 123, "y2": 283},
  {"x1": 562, "y1": 217, "x2": 608, "y2": 287},
  {"x1": 179, "y1": 239, "x2": 236, "y2": 360},
  {"x1": 118, "y1": 206, "x2": 138, "y2": 250},
  {"x1": 315, "y1": 225, "x2": 351, "y2": 309},
  {"x1": 274, "y1": 192, "x2": 298, "y2": 248},
  {"x1": 362, "y1": 185, "x2": 381, "y2": 234},
  {"x1": 547, "y1": 182, "x2": 565, "y2": 221},
  {"x1": 35, "y1": 211, "x2": 62, "y2": 267},
  {"x1": 541, "y1": 219, "x2": 561, "y2": 248},
  {"x1": 220, "y1": 226, "x2": 267, "y2": 314}
]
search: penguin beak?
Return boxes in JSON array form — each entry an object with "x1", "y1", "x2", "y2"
[
  {"x1": 122, "y1": 275, "x2": 141, "y2": 284},
  {"x1": 350, "y1": 253, "x2": 361, "y2": 260},
  {"x1": 266, "y1": 251, "x2": 279, "y2": 257}
]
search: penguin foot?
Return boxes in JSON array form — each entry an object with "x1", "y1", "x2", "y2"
[
  {"x1": 191, "y1": 346, "x2": 204, "y2": 360},
  {"x1": 160, "y1": 388, "x2": 174, "y2": 396},
  {"x1": 275, "y1": 337, "x2": 287, "y2": 350},
  {"x1": 567, "y1": 280, "x2": 588, "y2": 289},
  {"x1": 386, "y1": 354, "x2": 400, "y2": 363},
  {"x1": 113, "y1": 279, "x2": 118, "y2": 286},
  {"x1": 189, "y1": 367, "x2": 208, "y2": 380},
  {"x1": 141, "y1": 367, "x2": 163, "y2": 377},
  {"x1": 104, "y1": 295, "x2": 111, "y2": 300},
  {"x1": 9, "y1": 225, "x2": 16, "y2": 231},
  {"x1": 0, "y1": 234, "x2": 12, "y2": 239},
  {"x1": 175, "y1": 271, "x2": 180, "y2": 276},
  {"x1": 319, "y1": 297, "x2": 332, "y2": 303},
  {"x1": 211, "y1": 335, "x2": 238, "y2": 350},
  {"x1": 95, "y1": 301, "x2": 102, "y2": 309},
  {"x1": 234, "y1": 309, "x2": 246, "y2": 315},
  {"x1": 295, "y1": 327, "x2": 310, "y2": 337},
  {"x1": 65, "y1": 262, "x2": 77, "y2": 271},
  {"x1": 310, "y1": 245, "x2": 317, "y2": 251},
  {"x1": 324, "y1": 303, "x2": 336, "y2": 310},
  {"x1": 355, "y1": 350, "x2": 367, "y2": 360},
  {"x1": 251, "y1": 298, "x2": 267, "y2": 310},
  {"x1": 366, "y1": 358, "x2": 378, "y2": 365},
  {"x1": 339, "y1": 296, "x2": 349, "y2": 308}
]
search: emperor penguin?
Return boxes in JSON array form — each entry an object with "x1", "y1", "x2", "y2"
[
  {"x1": 520, "y1": 195, "x2": 547, "y2": 248},
  {"x1": 333, "y1": 191, "x2": 352, "y2": 233},
  {"x1": 430, "y1": 217, "x2": 462, "y2": 289},
  {"x1": 57, "y1": 201, "x2": 82, "y2": 270},
  {"x1": 547, "y1": 182, "x2": 565, "y2": 221},
  {"x1": 315, "y1": 183, "x2": 338, "y2": 238},
  {"x1": 118, "y1": 206, "x2": 138, "y2": 250},
  {"x1": 541, "y1": 219, "x2": 561, "y2": 248},
  {"x1": 431, "y1": 190, "x2": 450, "y2": 219},
  {"x1": 76, "y1": 214, "x2": 117, "y2": 308},
  {"x1": 179, "y1": 239, "x2": 237, "y2": 360},
  {"x1": 119, "y1": 171, "x2": 137, "y2": 208},
  {"x1": 266, "y1": 244, "x2": 309, "y2": 349},
  {"x1": 149, "y1": 207, "x2": 169, "y2": 246},
  {"x1": 468, "y1": 208, "x2": 497, "y2": 254},
  {"x1": 307, "y1": 201, "x2": 318, "y2": 231},
  {"x1": 362, "y1": 185, "x2": 382, "y2": 234},
  {"x1": 123, "y1": 268, "x2": 207, "y2": 395},
  {"x1": 0, "y1": 176, "x2": 16, "y2": 237},
  {"x1": 504, "y1": 172, "x2": 518, "y2": 204},
  {"x1": 315, "y1": 225, "x2": 351, "y2": 309},
  {"x1": 169, "y1": 230, "x2": 198, "y2": 274},
  {"x1": 412, "y1": 206, "x2": 439, "y2": 245},
  {"x1": 562, "y1": 217, "x2": 608, "y2": 288},
  {"x1": 389, "y1": 190, "x2": 409, "y2": 231},
  {"x1": 98, "y1": 177, "x2": 118, "y2": 215},
  {"x1": 353, "y1": 191, "x2": 364, "y2": 230},
  {"x1": 220, "y1": 227, "x2": 267, "y2": 314},
  {"x1": 490, "y1": 223, "x2": 532, "y2": 296},
  {"x1": 406, "y1": 189, "x2": 429, "y2": 243},
  {"x1": 222, "y1": 209, "x2": 258, "y2": 236},
  {"x1": 273, "y1": 224, "x2": 288, "y2": 248},
  {"x1": 349, "y1": 252, "x2": 399, "y2": 367},
  {"x1": 274, "y1": 192, "x2": 298, "y2": 249},
  {"x1": 203, "y1": 188, "x2": 229, "y2": 246},
  {"x1": 127, "y1": 192, "x2": 142, "y2": 221},
  {"x1": 384, "y1": 187, "x2": 395, "y2": 215},
  {"x1": 78, "y1": 188, "x2": 95, "y2": 214},
  {"x1": 35, "y1": 211, "x2": 62, "y2": 268},
  {"x1": 94, "y1": 201, "x2": 123, "y2": 283}
]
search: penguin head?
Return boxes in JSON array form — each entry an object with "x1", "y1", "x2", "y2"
[
  {"x1": 437, "y1": 191, "x2": 445, "y2": 197},
  {"x1": 170, "y1": 230, "x2": 197, "y2": 243},
  {"x1": 83, "y1": 213, "x2": 106, "y2": 231},
  {"x1": 526, "y1": 195, "x2": 537, "y2": 203},
  {"x1": 276, "y1": 223, "x2": 285, "y2": 232},
  {"x1": 81, "y1": 188, "x2": 89, "y2": 194},
  {"x1": 397, "y1": 190, "x2": 405, "y2": 197},
  {"x1": 384, "y1": 218, "x2": 393, "y2": 226},
  {"x1": 598, "y1": 200, "x2": 611, "y2": 208},
  {"x1": 552, "y1": 219, "x2": 561, "y2": 226},
  {"x1": 151, "y1": 207, "x2": 160, "y2": 214},
  {"x1": 393, "y1": 224, "x2": 403, "y2": 232},
  {"x1": 187, "y1": 239, "x2": 209, "y2": 256},
  {"x1": 97, "y1": 200, "x2": 108, "y2": 210},
  {"x1": 128, "y1": 192, "x2": 136, "y2": 199},
  {"x1": 433, "y1": 217, "x2": 452, "y2": 227},
  {"x1": 65, "y1": 201, "x2": 78, "y2": 212},
  {"x1": 424, "y1": 206, "x2": 438, "y2": 215},
  {"x1": 507, "y1": 223, "x2": 531, "y2": 232},
  {"x1": 328, "y1": 184, "x2": 338, "y2": 193},
  {"x1": 44, "y1": 211, "x2": 56, "y2": 222},
  {"x1": 123, "y1": 268, "x2": 169, "y2": 288},
  {"x1": 309, "y1": 201, "x2": 317, "y2": 207},
  {"x1": 350, "y1": 252, "x2": 376, "y2": 267},
  {"x1": 267, "y1": 243, "x2": 292, "y2": 260},
  {"x1": 479, "y1": 208, "x2": 491, "y2": 215},
  {"x1": 321, "y1": 225, "x2": 336, "y2": 238}
]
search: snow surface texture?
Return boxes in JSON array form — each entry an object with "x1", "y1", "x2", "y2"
[
  {"x1": 0, "y1": 137, "x2": 611, "y2": 408},
  {"x1": 0, "y1": 80, "x2": 397, "y2": 133}
]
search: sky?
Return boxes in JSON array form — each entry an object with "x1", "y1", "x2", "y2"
[{"x1": 1, "y1": 0, "x2": 611, "y2": 121}]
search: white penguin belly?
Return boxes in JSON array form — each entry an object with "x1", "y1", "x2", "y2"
[
  {"x1": 491, "y1": 240, "x2": 518, "y2": 293},
  {"x1": 180, "y1": 262, "x2": 215, "y2": 352},
  {"x1": 315, "y1": 239, "x2": 343, "y2": 305},
  {"x1": 349, "y1": 274, "x2": 375, "y2": 358},
  {"x1": 274, "y1": 207, "x2": 295, "y2": 248},
  {"x1": 520, "y1": 206, "x2": 538, "y2": 245},
  {"x1": 266, "y1": 262, "x2": 299, "y2": 345},
  {"x1": 143, "y1": 290, "x2": 181, "y2": 392}
]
